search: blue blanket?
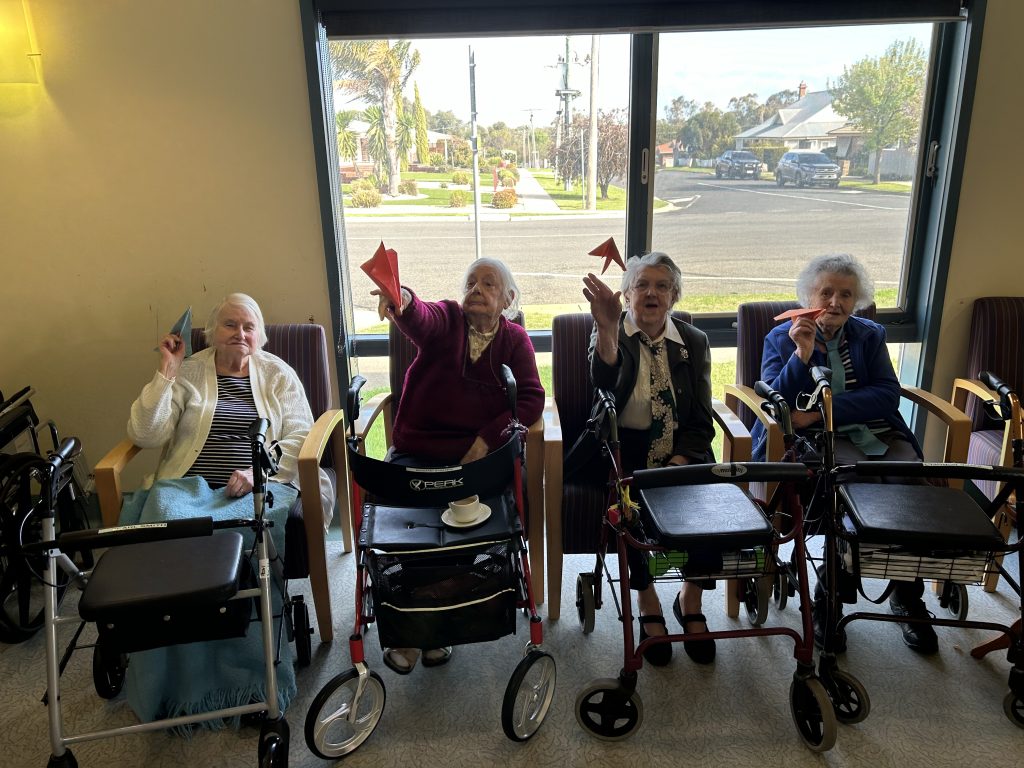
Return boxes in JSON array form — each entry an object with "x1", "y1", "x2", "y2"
[{"x1": 118, "y1": 477, "x2": 298, "y2": 732}]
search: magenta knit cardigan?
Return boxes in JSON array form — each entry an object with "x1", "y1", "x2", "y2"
[{"x1": 391, "y1": 292, "x2": 544, "y2": 462}]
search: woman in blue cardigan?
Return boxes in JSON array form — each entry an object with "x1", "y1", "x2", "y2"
[{"x1": 753, "y1": 253, "x2": 937, "y2": 655}]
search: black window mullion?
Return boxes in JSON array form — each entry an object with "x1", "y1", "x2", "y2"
[{"x1": 625, "y1": 34, "x2": 656, "y2": 261}]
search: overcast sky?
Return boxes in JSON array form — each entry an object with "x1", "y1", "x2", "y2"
[{"x1": 332, "y1": 24, "x2": 934, "y2": 128}]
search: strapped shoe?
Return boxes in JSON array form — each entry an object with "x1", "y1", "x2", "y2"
[
  {"x1": 889, "y1": 594, "x2": 938, "y2": 654},
  {"x1": 672, "y1": 598, "x2": 716, "y2": 664},
  {"x1": 638, "y1": 614, "x2": 673, "y2": 666},
  {"x1": 421, "y1": 646, "x2": 454, "y2": 667},
  {"x1": 382, "y1": 647, "x2": 419, "y2": 675}
]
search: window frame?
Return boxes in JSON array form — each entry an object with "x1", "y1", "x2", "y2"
[{"x1": 301, "y1": 0, "x2": 986, "y2": 406}]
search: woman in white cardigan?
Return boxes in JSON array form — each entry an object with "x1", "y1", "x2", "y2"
[{"x1": 128, "y1": 292, "x2": 333, "y2": 526}]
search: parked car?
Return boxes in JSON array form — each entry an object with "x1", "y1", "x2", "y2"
[
  {"x1": 715, "y1": 150, "x2": 762, "y2": 179},
  {"x1": 775, "y1": 150, "x2": 841, "y2": 188}
]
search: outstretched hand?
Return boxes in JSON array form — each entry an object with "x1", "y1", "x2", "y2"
[
  {"x1": 371, "y1": 288, "x2": 410, "y2": 320},
  {"x1": 158, "y1": 333, "x2": 186, "y2": 380},
  {"x1": 582, "y1": 273, "x2": 622, "y2": 332}
]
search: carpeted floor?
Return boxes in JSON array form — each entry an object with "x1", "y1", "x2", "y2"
[{"x1": 3, "y1": 540, "x2": 1022, "y2": 768}]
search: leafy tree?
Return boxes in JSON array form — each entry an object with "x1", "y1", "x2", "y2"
[
  {"x1": 335, "y1": 112, "x2": 358, "y2": 161},
  {"x1": 830, "y1": 38, "x2": 927, "y2": 184},
  {"x1": 430, "y1": 109, "x2": 467, "y2": 139},
  {"x1": 550, "y1": 110, "x2": 628, "y2": 198},
  {"x1": 413, "y1": 83, "x2": 430, "y2": 164},
  {"x1": 763, "y1": 88, "x2": 800, "y2": 115},
  {"x1": 727, "y1": 93, "x2": 763, "y2": 130},
  {"x1": 681, "y1": 102, "x2": 740, "y2": 159},
  {"x1": 331, "y1": 40, "x2": 421, "y2": 195},
  {"x1": 657, "y1": 95, "x2": 697, "y2": 144}
]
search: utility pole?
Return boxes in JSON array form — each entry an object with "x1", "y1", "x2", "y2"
[
  {"x1": 586, "y1": 35, "x2": 599, "y2": 210},
  {"x1": 469, "y1": 46, "x2": 482, "y2": 259},
  {"x1": 553, "y1": 36, "x2": 581, "y2": 190}
]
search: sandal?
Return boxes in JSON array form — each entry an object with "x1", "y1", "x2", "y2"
[
  {"x1": 638, "y1": 614, "x2": 673, "y2": 666},
  {"x1": 673, "y1": 598, "x2": 716, "y2": 665},
  {"x1": 382, "y1": 647, "x2": 419, "y2": 675},
  {"x1": 421, "y1": 646, "x2": 453, "y2": 668}
]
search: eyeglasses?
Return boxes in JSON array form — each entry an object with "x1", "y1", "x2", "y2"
[{"x1": 631, "y1": 280, "x2": 674, "y2": 295}]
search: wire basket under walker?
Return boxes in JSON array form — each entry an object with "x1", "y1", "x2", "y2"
[
  {"x1": 368, "y1": 538, "x2": 518, "y2": 650},
  {"x1": 841, "y1": 538, "x2": 993, "y2": 584},
  {"x1": 647, "y1": 546, "x2": 770, "y2": 581}
]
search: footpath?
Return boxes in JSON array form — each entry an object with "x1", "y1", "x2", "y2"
[{"x1": 343, "y1": 168, "x2": 635, "y2": 221}]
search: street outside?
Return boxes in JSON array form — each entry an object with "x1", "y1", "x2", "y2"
[{"x1": 343, "y1": 167, "x2": 912, "y2": 331}]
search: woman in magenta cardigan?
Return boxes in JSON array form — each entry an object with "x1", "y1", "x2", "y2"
[{"x1": 373, "y1": 257, "x2": 544, "y2": 672}]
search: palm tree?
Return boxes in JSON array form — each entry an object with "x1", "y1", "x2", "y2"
[
  {"x1": 331, "y1": 40, "x2": 421, "y2": 196},
  {"x1": 335, "y1": 113, "x2": 358, "y2": 162}
]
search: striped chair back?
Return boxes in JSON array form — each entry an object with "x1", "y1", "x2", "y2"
[
  {"x1": 190, "y1": 324, "x2": 333, "y2": 418},
  {"x1": 735, "y1": 301, "x2": 876, "y2": 430},
  {"x1": 965, "y1": 297, "x2": 1024, "y2": 432}
]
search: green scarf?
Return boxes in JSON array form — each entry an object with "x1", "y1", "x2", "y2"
[{"x1": 820, "y1": 326, "x2": 888, "y2": 457}]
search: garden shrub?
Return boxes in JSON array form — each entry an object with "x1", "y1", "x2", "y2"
[
  {"x1": 449, "y1": 190, "x2": 469, "y2": 207},
  {"x1": 440, "y1": 181, "x2": 449, "y2": 189},
  {"x1": 349, "y1": 187, "x2": 381, "y2": 208},
  {"x1": 491, "y1": 188, "x2": 517, "y2": 209},
  {"x1": 498, "y1": 169, "x2": 517, "y2": 188},
  {"x1": 398, "y1": 179, "x2": 418, "y2": 196},
  {"x1": 452, "y1": 170, "x2": 470, "y2": 185}
]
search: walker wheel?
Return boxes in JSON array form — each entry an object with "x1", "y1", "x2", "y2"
[
  {"x1": 744, "y1": 575, "x2": 771, "y2": 626},
  {"x1": 576, "y1": 573, "x2": 596, "y2": 635},
  {"x1": 258, "y1": 718, "x2": 289, "y2": 768},
  {"x1": 291, "y1": 597, "x2": 312, "y2": 668},
  {"x1": 945, "y1": 582, "x2": 969, "y2": 621},
  {"x1": 575, "y1": 678, "x2": 643, "y2": 740},
  {"x1": 822, "y1": 668, "x2": 870, "y2": 724},
  {"x1": 773, "y1": 568, "x2": 789, "y2": 611},
  {"x1": 46, "y1": 750, "x2": 77, "y2": 768},
  {"x1": 502, "y1": 650, "x2": 556, "y2": 741},
  {"x1": 1004, "y1": 692, "x2": 1024, "y2": 729},
  {"x1": 305, "y1": 668, "x2": 386, "y2": 759},
  {"x1": 789, "y1": 676, "x2": 837, "y2": 752},
  {"x1": 92, "y1": 640, "x2": 126, "y2": 699}
]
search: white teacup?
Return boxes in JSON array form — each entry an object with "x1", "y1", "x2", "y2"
[{"x1": 448, "y1": 495, "x2": 481, "y2": 524}]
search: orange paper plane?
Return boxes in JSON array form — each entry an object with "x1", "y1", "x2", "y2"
[
  {"x1": 588, "y1": 237, "x2": 626, "y2": 274},
  {"x1": 360, "y1": 242, "x2": 402, "y2": 318},
  {"x1": 773, "y1": 307, "x2": 826, "y2": 322}
]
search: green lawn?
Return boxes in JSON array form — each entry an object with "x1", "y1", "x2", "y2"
[{"x1": 531, "y1": 170, "x2": 668, "y2": 211}]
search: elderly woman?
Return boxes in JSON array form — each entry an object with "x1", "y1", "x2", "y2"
[
  {"x1": 374, "y1": 257, "x2": 544, "y2": 672},
  {"x1": 129, "y1": 293, "x2": 333, "y2": 519},
  {"x1": 573, "y1": 252, "x2": 717, "y2": 666},
  {"x1": 754, "y1": 253, "x2": 936, "y2": 655},
  {"x1": 125, "y1": 293, "x2": 333, "y2": 725}
]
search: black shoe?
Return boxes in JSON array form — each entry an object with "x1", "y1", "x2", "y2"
[
  {"x1": 672, "y1": 597, "x2": 716, "y2": 664},
  {"x1": 638, "y1": 614, "x2": 673, "y2": 666},
  {"x1": 811, "y1": 582, "x2": 847, "y2": 653},
  {"x1": 889, "y1": 594, "x2": 939, "y2": 654}
]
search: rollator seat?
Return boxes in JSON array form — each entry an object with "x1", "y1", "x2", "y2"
[
  {"x1": 360, "y1": 493, "x2": 520, "y2": 552},
  {"x1": 640, "y1": 483, "x2": 774, "y2": 551},
  {"x1": 79, "y1": 532, "x2": 251, "y2": 652},
  {"x1": 840, "y1": 484, "x2": 1005, "y2": 550}
]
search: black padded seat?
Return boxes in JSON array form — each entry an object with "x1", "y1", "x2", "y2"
[
  {"x1": 840, "y1": 484, "x2": 1004, "y2": 550},
  {"x1": 360, "y1": 493, "x2": 521, "y2": 552},
  {"x1": 78, "y1": 532, "x2": 249, "y2": 653},
  {"x1": 639, "y1": 483, "x2": 774, "y2": 552}
]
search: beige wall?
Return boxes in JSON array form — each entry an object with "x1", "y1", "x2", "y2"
[{"x1": 0, "y1": 1, "x2": 333, "y2": 480}]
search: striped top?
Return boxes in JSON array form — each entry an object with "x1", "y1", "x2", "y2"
[
  {"x1": 829, "y1": 335, "x2": 892, "y2": 436},
  {"x1": 185, "y1": 375, "x2": 259, "y2": 486}
]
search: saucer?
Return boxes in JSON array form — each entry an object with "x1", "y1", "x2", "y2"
[{"x1": 441, "y1": 504, "x2": 491, "y2": 528}]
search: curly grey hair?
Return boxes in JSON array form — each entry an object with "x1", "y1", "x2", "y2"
[
  {"x1": 621, "y1": 251, "x2": 682, "y2": 305},
  {"x1": 461, "y1": 257, "x2": 522, "y2": 319},
  {"x1": 204, "y1": 293, "x2": 268, "y2": 348},
  {"x1": 795, "y1": 253, "x2": 874, "y2": 310}
]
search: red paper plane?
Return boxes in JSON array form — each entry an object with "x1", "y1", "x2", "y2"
[
  {"x1": 773, "y1": 307, "x2": 826, "y2": 322},
  {"x1": 360, "y1": 242, "x2": 401, "y2": 317},
  {"x1": 588, "y1": 237, "x2": 626, "y2": 274}
]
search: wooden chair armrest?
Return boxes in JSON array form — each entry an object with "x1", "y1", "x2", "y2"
[
  {"x1": 94, "y1": 438, "x2": 143, "y2": 526},
  {"x1": 542, "y1": 402, "x2": 564, "y2": 620},
  {"x1": 951, "y1": 377, "x2": 994, "y2": 412},
  {"x1": 298, "y1": 408, "x2": 351, "y2": 545},
  {"x1": 543, "y1": 397, "x2": 562, "y2": 444},
  {"x1": 901, "y1": 386, "x2": 971, "y2": 464},
  {"x1": 723, "y1": 383, "x2": 785, "y2": 461},
  {"x1": 712, "y1": 398, "x2": 751, "y2": 462}
]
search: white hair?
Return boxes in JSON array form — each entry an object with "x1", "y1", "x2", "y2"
[
  {"x1": 204, "y1": 293, "x2": 268, "y2": 348},
  {"x1": 795, "y1": 253, "x2": 874, "y2": 310},
  {"x1": 461, "y1": 258, "x2": 522, "y2": 319},
  {"x1": 621, "y1": 251, "x2": 682, "y2": 304}
]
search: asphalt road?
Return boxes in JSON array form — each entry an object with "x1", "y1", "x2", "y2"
[{"x1": 344, "y1": 169, "x2": 912, "y2": 322}]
